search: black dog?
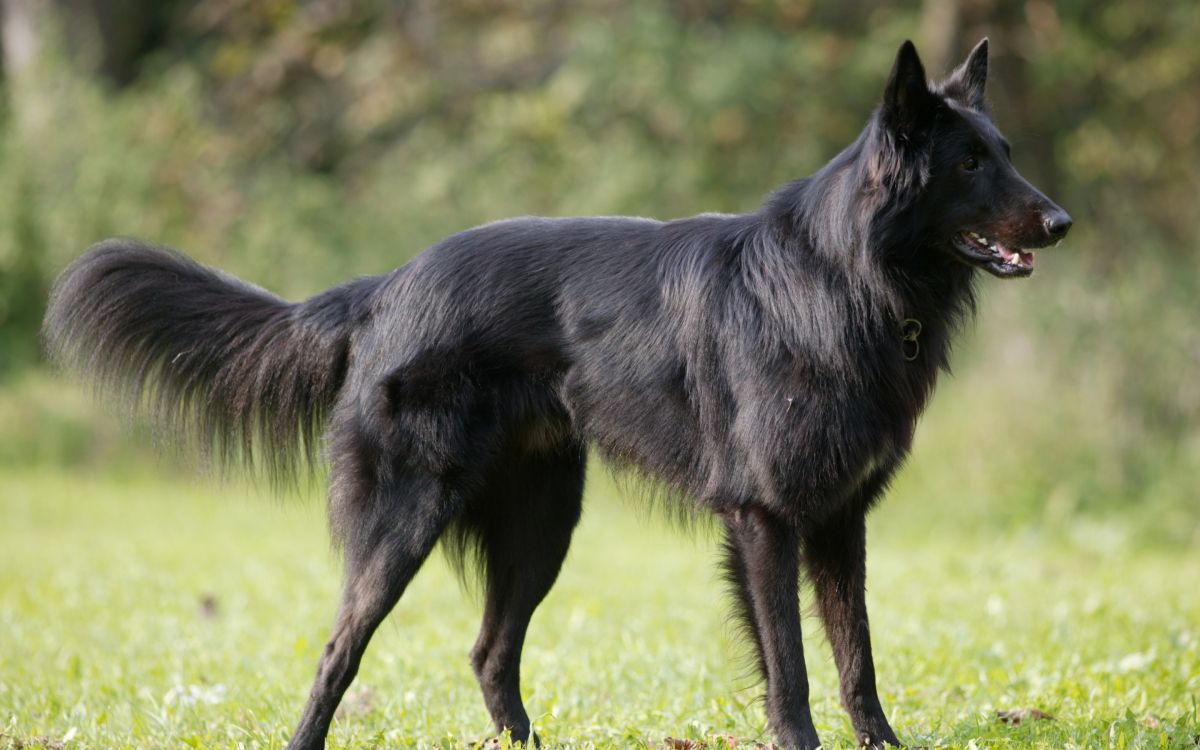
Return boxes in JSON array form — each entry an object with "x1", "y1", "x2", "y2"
[{"x1": 44, "y1": 39, "x2": 1070, "y2": 750}]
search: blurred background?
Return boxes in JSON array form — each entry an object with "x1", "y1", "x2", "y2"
[{"x1": 0, "y1": 0, "x2": 1197, "y2": 545}]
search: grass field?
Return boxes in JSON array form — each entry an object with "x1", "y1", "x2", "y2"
[{"x1": 2, "y1": 459, "x2": 1197, "y2": 750}]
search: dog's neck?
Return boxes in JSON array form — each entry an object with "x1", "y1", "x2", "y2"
[{"x1": 748, "y1": 130, "x2": 978, "y2": 374}]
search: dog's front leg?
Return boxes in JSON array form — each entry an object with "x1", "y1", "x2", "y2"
[
  {"x1": 803, "y1": 505, "x2": 901, "y2": 749},
  {"x1": 722, "y1": 505, "x2": 821, "y2": 750}
]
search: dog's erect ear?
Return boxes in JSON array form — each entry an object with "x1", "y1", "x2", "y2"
[
  {"x1": 883, "y1": 40, "x2": 935, "y2": 137},
  {"x1": 945, "y1": 38, "x2": 989, "y2": 110}
]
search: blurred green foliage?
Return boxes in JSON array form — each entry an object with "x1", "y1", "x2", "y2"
[{"x1": 0, "y1": 1, "x2": 1196, "y2": 541}]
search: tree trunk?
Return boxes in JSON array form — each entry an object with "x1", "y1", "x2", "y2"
[{"x1": 920, "y1": 0, "x2": 961, "y2": 75}]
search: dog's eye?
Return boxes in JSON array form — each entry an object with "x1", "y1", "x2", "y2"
[{"x1": 961, "y1": 156, "x2": 980, "y2": 172}]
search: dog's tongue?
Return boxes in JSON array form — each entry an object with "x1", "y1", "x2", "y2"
[{"x1": 997, "y1": 244, "x2": 1035, "y2": 269}]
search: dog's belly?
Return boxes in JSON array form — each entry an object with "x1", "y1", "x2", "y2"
[{"x1": 560, "y1": 363, "x2": 705, "y2": 488}]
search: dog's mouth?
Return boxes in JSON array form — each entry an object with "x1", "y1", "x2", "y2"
[{"x1": 952, "y1": 231, "x2": 1036, "y2": 278}]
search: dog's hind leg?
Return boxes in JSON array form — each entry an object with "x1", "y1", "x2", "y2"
[
  {"x1": 803, "y1": 502, "x2": 901, "y2": 749},
  {"x1": 464, "y1": 443, "x2": 586, "y2": 746},
  {"x1": 286, "y1": 468, "x2": 462, "y2": 750},
  {"x1": 722, "y1": 505, "x2": 822, "y2": 750}
]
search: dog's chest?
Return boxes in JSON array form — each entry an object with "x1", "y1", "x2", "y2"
[
  {"x1": 744, "y1": 360, "x2": 933, "y2": 511},
  {"x1": 817, "y1": 386, "x2": 913, "y2": 469}
]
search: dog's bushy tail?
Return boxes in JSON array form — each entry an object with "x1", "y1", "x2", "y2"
[{"x1": 43, "y1": 238, "x2": 382, "y2": 485}]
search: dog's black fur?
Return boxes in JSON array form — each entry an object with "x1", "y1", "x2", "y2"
[{"x1": 43, "y1": 40, "x2": 1070, "y2": 749}]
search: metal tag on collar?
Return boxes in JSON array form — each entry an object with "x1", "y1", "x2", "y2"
[{"x1": 901, "y1": 318, "x2": 922, "y2": 361}]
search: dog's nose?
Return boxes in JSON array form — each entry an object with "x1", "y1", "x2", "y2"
[{"x1": 1042, "y1": 209, "x2": 1073, "y2": 240}]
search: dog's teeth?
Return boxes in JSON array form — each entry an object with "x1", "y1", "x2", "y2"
[{"x1": 1006, "y1": 253, "x2": 1020, "y2": 265}]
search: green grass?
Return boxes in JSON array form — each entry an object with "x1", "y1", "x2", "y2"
[{"x1": 1, "y1": 465, "x2": 1197, "y2": 750}]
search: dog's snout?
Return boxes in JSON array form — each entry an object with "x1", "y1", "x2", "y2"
[{"x1": 1042, "y1": 209, "x2": 1072, "y2": 240}]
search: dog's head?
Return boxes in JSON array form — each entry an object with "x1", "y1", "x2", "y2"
[{"x1": 881, "y1": 39, "x2": 1071, "y2": 278}]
